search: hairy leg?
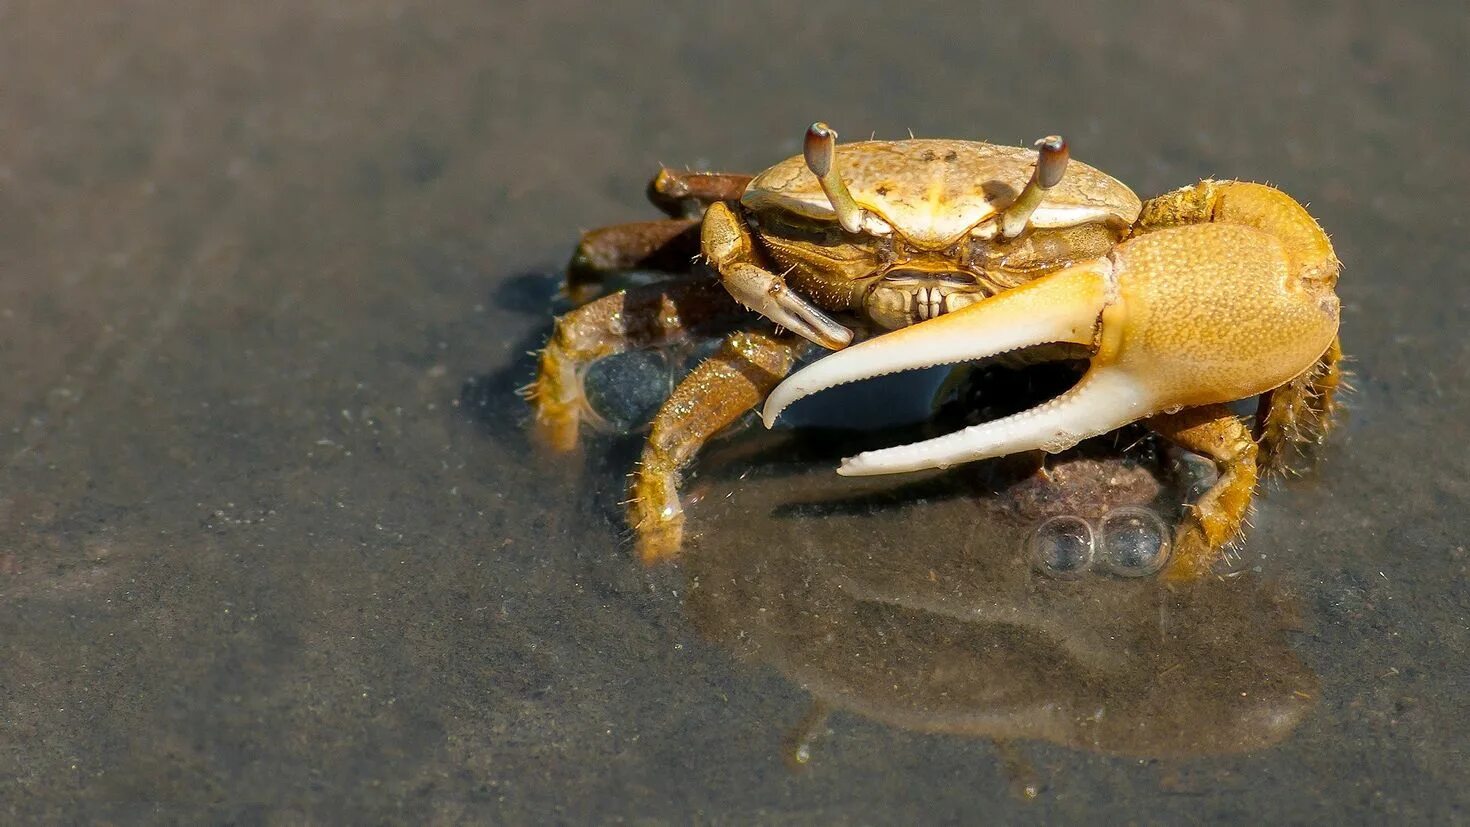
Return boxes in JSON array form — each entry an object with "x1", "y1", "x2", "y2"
[
  {"x1": 1145, "y1": 404, "x2": 1259, "y2": 580},
  {"x1": 563, "y1": 169, "x2": 754, "y2": 303},
  {"x1": 1255, "y1": 336, "x2": 1344, "y2": 474},
  {"x1": 646, "y1": 168, "x2": 753, "y2": 218},
  {"x1": 530, "y1": 280, "x2": 748, "y2": 452},
  {"x1": 566, "y1": 218, "x2": 700, "y2": 303},
  {"x1": 629, "y1": 330, "x2": 806, "y2": 563}
]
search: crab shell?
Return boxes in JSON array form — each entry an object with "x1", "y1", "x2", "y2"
[
  {"x1": 725, "y1": 139, "x2": 1147, "y2": 335},
  {"x1": 741, "y1": 139, "x2": 1141, "y2": 247}
]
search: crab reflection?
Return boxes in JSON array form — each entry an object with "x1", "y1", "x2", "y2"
[{"x1": 680, "y1": 431, "x2": 1318, "y2": 762}]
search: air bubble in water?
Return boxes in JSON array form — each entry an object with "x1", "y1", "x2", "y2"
[
  {"x1": 1028, "y1": 515, "x2": 1095, "y2": 579},
  {"x1": 1097, "y1": 507, "x2": 1170, "y2": 577}
]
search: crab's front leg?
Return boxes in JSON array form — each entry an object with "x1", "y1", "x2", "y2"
[
  {"x1": 630, "y1": 330, "x2": 806, "y2": 563},
  {"x1": 701, "y1": 201, "x2": 854, "y2": 350},
  {"x1": 646, "y1": 168, "x2": 755, "y2": 219}
]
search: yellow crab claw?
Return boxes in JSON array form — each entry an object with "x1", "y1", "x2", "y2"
[
  {"x1": 762, "y1": 219, "x2": 1340, "y2": 477},
  {"x1": 761, "y1": 261, "x2": 1112, "y2": 430}
]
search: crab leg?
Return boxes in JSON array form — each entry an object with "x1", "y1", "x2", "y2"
[
  {"x1": 629, "y1": 330, "x2": 806, "y2": 563},
  {"x1": 530, "y1": 280, "x2": 749, "y2": 452},
  {"x1": 566, "y1": 219, "x2": 702, "y2": 302},
  {"x1": 564, "y1": 168, "x2": 755, "y2": 302},
  {"x1": 1145, "y1": 404, "x2": 1259, "y2": 580},
  {"x1": 646, "y1": 168, "x2": 753, "y2": 218},
  {"x1": 1255, "y1": 335, "x2": 1344, "y2": 473}
]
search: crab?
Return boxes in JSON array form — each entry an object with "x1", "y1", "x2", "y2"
[{"x1": 530, "y1": 122, "x2": 1342, "y2": 579}]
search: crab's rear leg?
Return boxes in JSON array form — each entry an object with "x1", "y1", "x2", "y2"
[
  {"x1": 530, "y1": 281, "x2": 748, "y2": 452},
  {"x1": 630, "y1": 330, "x2": 806, "y2": 563},
  {"x1": 1256, "y1": 336, "x2": 1344, "y2": 474},
  {"x1": 567, "y1": 219, "x2": 702, "y2": 303},
  {"x1": 1145, "y1": 405, "x2": 1259, "y2": 580},
  {"x1": 646, "y1": 168, "x2": 753, "y2": 218},
  {"x1": 565, "y1": 169, "x2": 754, "y2": 303}
]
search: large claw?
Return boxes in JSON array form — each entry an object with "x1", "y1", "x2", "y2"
[
  {"x1": 762, "y1": 220, "x2": 1340, "y2": 477},
  {"x1": 761, "y1": 262, "x2": 1113, "y2": 427}
]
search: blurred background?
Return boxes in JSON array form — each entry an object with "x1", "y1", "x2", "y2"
[{"x1": 1, "y1": 1, "x2": 1466, "y2": 822}]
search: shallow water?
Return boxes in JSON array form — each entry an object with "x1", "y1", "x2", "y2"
[{"x1": 2, "y1": 1, "x2": 1467, "y2": 822}]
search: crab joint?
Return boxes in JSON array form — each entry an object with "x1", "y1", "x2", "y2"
[
  {"x1": 804, "y1": 123, "x2": 867, "y2": 234},
  {"x1": 998, "y1": 135, "x2": 1070, "y2": 239}
]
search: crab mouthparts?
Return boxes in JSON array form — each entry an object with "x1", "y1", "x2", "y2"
[
  {"x1": 882, "y1": 271, "x2": 980, "y2": 321},
  {"x1": 762, "y1": 260, "x2": 1154, "y2": 476}
]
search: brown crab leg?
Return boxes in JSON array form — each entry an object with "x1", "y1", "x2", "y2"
[
  {"x1": 566, "y1": 218, "x2": 701, "y2": 302},
  {"x1": 565, "y1": 168, "x2": 755, "y2": 303},
  {"x1": 646, "y1": 168, "x2": 754, "y2": 218},
  {"x1": 630, "y1": 330, "x2": 806, "y2": 563},
  {"x1": 530, "y1": 280, "x2": 748, "y2": 452},
  {"x1": 1144, "y1": 405, "x2": 1259, "y2": 580}
]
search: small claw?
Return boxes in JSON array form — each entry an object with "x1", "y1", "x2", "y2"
[
  {"x1": 726, "y1": 262, "x2": 853, "y2": 350},
  {"x1": 762, "y1": 261, "x2": 1114, "y2": 429}
]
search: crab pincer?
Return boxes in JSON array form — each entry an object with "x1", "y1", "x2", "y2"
[{"x1": 763, "y1": 181, "x2": 1341, "y2": 576}]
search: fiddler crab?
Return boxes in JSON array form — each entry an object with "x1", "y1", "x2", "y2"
[{"x1": 530, "y1": 123, "x2": 1342, "y2": 580}]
